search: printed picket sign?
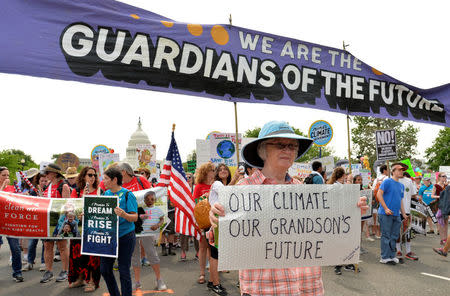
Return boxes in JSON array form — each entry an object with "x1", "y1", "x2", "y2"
[
  {"x1": 218, "y1": 184, "x2": 361, "y2": 270},
  {"x1": 81, "y1": 196, "x2": 119, "y2": 258}
]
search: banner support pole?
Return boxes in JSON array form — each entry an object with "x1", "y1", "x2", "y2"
[{"x1": 229, "y1": 15, "x2": 240, "y2": 166}]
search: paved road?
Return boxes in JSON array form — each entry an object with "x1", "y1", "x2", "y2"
[{"x1": 0, "y1": 234, "x2": 448, "y2": 296}]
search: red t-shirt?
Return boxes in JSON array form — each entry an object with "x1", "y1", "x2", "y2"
[
  {"x1": 2, "y1": 185, "x2": 16, "y2": 193},
  {"x1": 70, "y1": 188, "x2": 99, "y2": 198},
  {"x1": 193, "y1": 183, "x2": 211, "y2": 203},
  {"x1": 43, "y1": 180, "x2": 65, "y2": 198},
  {"x1": 122, "y1": 176, "x2": 152, "y2": 192}
]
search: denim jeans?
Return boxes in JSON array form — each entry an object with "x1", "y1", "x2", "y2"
[
  {"x1": 378, "y1": 214, "x2": 402, "y2": 259},
  {"x1": 28, "y1": 239, "x2": 45, "y2": 264},
  {"x1": 7, "y1": 237, "x2": 22, "y2": 277},
  {"x1": 100, "y1": 231, "x2": 136, "y2": 296}
]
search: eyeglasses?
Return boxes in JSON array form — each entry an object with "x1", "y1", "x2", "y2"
[
  {"x1": 440, "y1": 175, "x2": 447, "y2": 178},
  {"x1": 265, "y1": 142, "x2": 299, "y2": 151},
  {"x1": 87, "y1": 173, "x2": 97, "y2": 178}
]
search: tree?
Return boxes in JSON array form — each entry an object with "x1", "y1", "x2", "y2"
[
  {"x1": 244, "y1": 126, "x2": 334, "y2": 163},
  {"x1": 424, "y1": 127, "x2": 450, "y2": 171},
  {"x1": 0, "y1": 149, "x2": 39, "y2": 181},
  {"x1": 351, "y1": 117, "x2": 419, "y2": 173}
]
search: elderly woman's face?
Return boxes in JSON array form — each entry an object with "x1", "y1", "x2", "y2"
[{"x1": 264, "y1": 138, "x2": 298, "y2": 170}]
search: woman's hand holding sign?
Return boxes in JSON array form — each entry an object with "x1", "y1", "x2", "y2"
[{"x1": 210, "y1": 202, "x2": 225, "y2": 228}]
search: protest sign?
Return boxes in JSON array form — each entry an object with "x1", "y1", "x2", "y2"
[
  {"x1": 359, "y1": 169, "x2": 372, "y2": 188},
  {"x1": 288, "y1": 163, "x2": 312, "y2": 178},
  {"x1": 309, "y1": 120, "x2": 333, "y2": 146},
  {"x1": 375, "y1": 129, "x2": 397, "y2": 161},
  {"x1": 400, "y1": 159, "x2": 416, "y2": 178},
  {"x1": 410, "y1": 200, "x2": 427, "y2": 234},
  {"x1": 360, "y1": 189, "x2": 373, "y2": 220},
  {"x1": 0, "y1": 192, "x2": 83, "y2": 239},
  {"x1": 133, "y1": 187, "x2": 168, "y2": 220},
  {"x1": 315, "y1": 156, "x2": 335, "y2": 175},
  {"x1": 98, "y1": 153, "x2": 120, "y2": 181},
  {"x1": 210, "y1": 133, "x2": 242, "y2": 168},
  {"x1": 136, "y1": 144, "x2": 157, "y2": 178},
  {"x1": 81, "y1": 196, "x2": 119, "y2": 258},
  {"x1": 217, "y1": 184, "x2": 361, "y2": 270},
  {"x1": 341, "y1": 163, "x2": 362, "y2": 176},
  {"x1": 56, "y1": 152, "x2": 80, "y2": 172}
]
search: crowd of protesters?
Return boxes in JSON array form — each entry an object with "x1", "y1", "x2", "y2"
[{"x1": 0, "y1": 121, "x2": 449, "y2": 295}]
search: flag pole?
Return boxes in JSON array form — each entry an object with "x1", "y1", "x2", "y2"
[
  {"x1": 343, "y1": 41, "x2": 358, "y2": 274},
  {"x1": 343, "y1": 41, "x2": 352, "y2": 175},
  {"x1": 172, "y1": 123, "x2": 176, "y2": 132},
  {"x1": 229, "y1": 14, "x2": 241, "y2": 166}
]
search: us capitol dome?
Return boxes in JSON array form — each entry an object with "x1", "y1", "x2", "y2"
[{"x1": 124, "y1": 118, "x2": 151, "y2": 169}]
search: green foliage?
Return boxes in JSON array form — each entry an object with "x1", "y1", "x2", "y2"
[
  {"x1": 425, "y1": 127, "x2": 450, "y2": 171},
  {"x1": 351, "y1": 117, "x2": 419, "y2": 173},
  {"x1": 0, "y1": 149, "x2": 39, "y2": 181},
  {"x1": 244, "y1": 126, "x2": 334, "y2": 163},
  {"x1": 51, "y1": 154, "x2": 61, "y2": 161}
]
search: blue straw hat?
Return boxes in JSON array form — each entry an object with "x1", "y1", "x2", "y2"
[{"x1": 241, "y1": 121, "x2": 313, "y2": 169}]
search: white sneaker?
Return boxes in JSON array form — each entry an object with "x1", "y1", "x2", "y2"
[
  {"x1": 22, "y1": 263, "x2": 34, "y2": 272},
  {"x1": 379, "y1": 258, "x2": 390, "y2": 264},
  {"x1": 391, "y1": 257, "x2": 399, "y2": 264},
  {"x1": 365, "y1": 237, "x2": 375, "y2": 242},
  {"x1": 156, "y1": 279, "x2": 167, "y2": 290},
  {"x1": 39, "y1": 263, "x2": 46, "y2": 272}
]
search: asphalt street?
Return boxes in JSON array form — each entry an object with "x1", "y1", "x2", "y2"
[{"x1": 0, "y1": 234, "x2": 448, "y2": 296}]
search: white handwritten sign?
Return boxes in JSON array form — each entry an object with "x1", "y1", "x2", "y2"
[{"x1": 218, "y1": 184, "x2": 361, "y2": 270}]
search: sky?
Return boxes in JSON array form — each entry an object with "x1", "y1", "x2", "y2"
[{"x1": 1, "y1": 0, "x2": 448, "y2": 165}]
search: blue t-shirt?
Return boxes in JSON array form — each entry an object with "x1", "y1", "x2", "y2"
[
  {"x1": 378, "y1": 178, "x2": 404, "y2": 216},
  {"x1": 104, "y1": 187, "x2": 138, "y2": 237},
  {"x1": 418, "y1": 184, "x2": 434, "y2": 205}
]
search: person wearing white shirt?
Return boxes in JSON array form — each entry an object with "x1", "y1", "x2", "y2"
[{"x1": 397, "y1": 172, "x2": 419, "y2": 261}]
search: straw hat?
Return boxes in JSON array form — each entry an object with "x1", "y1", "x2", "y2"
[
  {"x1": 241, "y1": 121, "x2": 313, "y2": 169},
  {"x1": 44, "y1": 163, "x2": 65, "y2": 178},
  {"x1": 24, "y1": 168, "x2": 39, "y2": 179},
  {"x1": 65, "y1": 167, "x2": 79, "y2": 179}
]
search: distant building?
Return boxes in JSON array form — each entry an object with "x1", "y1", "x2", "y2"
[
  {"x1": 79, "y1": 158, "x2": 92, "y2": 167},
  {"x1": 124, "y1": 118, "x2": 152, "y2": 169}
]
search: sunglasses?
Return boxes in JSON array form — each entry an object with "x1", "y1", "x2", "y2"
[
  {"x1": 87, "y1": 173, "x2": 97, "y2": 178},
  {"x1": 265, "y1": 142, "x2": 299, "y2": 151}
]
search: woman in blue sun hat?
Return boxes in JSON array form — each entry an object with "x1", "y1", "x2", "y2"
[{"x1": 209, "y1": 120, "x2": 368, "y2": 296}]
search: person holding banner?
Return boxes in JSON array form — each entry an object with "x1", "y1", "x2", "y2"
[
  {"x1": 100, "y1": 167, "x2": 138, "y2": 296},
  {"x1": 1, "y1": 166, "x2": 25, "y2": 282},
  {"x1": 40, "y1": 164, "x2": 71, "y2": 284},
  {"x1": 377, "y1": 163, "x2": 409, "y2": 265},
  {"x1": 210, "y1": 121, "x2": 368, "y2": 296},
  {"x1": 68, "y1": 167, "x2": 101, "y2": 292}
]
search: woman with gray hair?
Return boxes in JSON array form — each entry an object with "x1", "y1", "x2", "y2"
[
  {"x1": 210, "y1": 121, "x2": 368, "y2": 296},
  {"x1": 118, "y1": 162, "x2": 152, "y2": 192}
]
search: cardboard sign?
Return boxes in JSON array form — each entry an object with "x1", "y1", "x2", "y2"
[
  {"x1": 81, "y1": 196, "x2": 119, "y2": 258},
  {"x1": 375, "y1": 129, "x2": 397, "y2": 161},
  {"x1": 210, "y1": 133, "x2": 242, "y2": 168},
  {"x1": 288, "y1": 163, "x2": 312, "y2": 178},
  {"x1": 98, "y1": 153, "x2": 120, "y2": 181},
  {"x1": 360, "y1": 189, "x2": 373, "y2": 220},
  {"x1": 218, "y1": 184, "x2": 361, "y2": 270}
]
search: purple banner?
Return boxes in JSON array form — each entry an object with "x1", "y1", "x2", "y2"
[{"x1": 1, "y1": 0, "x2": 449, "y2": 126}]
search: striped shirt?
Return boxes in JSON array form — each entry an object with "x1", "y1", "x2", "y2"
[{"x1": 238, "y1": 169, "x2": 324, "y2": 296}]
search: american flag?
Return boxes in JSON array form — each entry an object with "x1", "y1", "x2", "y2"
[{"x1": 157, "y1": 132, "x2": 201, "y2": 240}]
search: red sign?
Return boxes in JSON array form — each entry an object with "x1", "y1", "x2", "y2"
[{"x1": 0, "y1": 192, "x2": 51, "y2": 237}]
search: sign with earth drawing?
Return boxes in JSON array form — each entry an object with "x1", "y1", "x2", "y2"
[{"x1": 210, "y1": 133, "x2": 242, "y2": 168}]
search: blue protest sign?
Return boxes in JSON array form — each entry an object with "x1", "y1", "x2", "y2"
[
  {"x1": 309, "y1": 120, "x2": 333, "y2": 146},
  {"x1": 81, "y1": 196, "x2": 118, "y2": 258}
]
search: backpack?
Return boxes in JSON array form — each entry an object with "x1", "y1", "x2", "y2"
[
  {"x1": 304, "y1": 173, "x2": 315, "y2": 184},
  {"x1": 123, "y1": 191, "x2": 143, "y2": 233},
  {"x1": 373, "y1": 180, "x2": 382, "y2": 202},
  {"x1": 135, "y1": 176, "x2": 145, "y2": 190}
]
